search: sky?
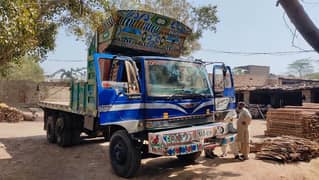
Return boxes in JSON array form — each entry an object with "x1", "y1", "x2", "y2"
[{"x1": 42, "y1": 0, "x2": 319, "y2": 76}]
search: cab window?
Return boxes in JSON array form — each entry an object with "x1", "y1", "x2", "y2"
[
  {"x1": 105, "y1": 60, "x2": 140, "y2": 95},
  {"x1": 214, "y1": 67, "x2": 232, "y2": 94}
]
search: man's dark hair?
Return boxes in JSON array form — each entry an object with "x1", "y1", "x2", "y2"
[{"x1": 238, "y1": 102, "x2": 245, "y2": 108}]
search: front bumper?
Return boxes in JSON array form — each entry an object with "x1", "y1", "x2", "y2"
[{"x1": 148, "y1": 122, "x2": 237, "y2": 156}]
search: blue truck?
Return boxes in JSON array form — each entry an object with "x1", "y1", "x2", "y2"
[{"x1": 39, "y1": 10, "x2": 237, "y2": 177}]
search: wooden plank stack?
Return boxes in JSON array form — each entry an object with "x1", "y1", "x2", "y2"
[
  {"x1": 265, "y1": 107, "x2": 319, "y2": 140},
  {"x1": 256, "y1": 136, "x2": 319, "y2": 163},
  {"x1": 0, "y1": 103, "x2": 24, "y2": 122}
]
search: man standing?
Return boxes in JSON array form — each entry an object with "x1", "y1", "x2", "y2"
[{"x1": 234, "y1": 102, "x2": 252, "y2": 160}]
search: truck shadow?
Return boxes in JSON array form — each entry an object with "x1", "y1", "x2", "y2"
[
  {"x1": 1, "y1": 135, "x2": 242, "y2": 179},
  {"x1": 0, "y1": 135, "x2": 115, "y2": 180},
  {"x1": 138, "y1": 155, "x2": 242, "y2": 179}
]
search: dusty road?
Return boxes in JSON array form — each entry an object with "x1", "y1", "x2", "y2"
[{"x1": 1, "y1": 120, "x2": 319, "y2": 180}]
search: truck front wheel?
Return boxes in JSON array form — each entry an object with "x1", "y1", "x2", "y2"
[
  {"x1": 177, "y1": 151, "x2": 202, "y2": 163},
  {"x1": 109, "y1": 130, "x2": 141, "y2": 178}
]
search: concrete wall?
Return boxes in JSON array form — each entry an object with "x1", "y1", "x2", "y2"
[
  {"x1": 0, "y1": 80, "x2": 70, "y2": 106},
  {"x1": 235, "y1": 65, "x2": 270, "y2": 76},
  {"x1": 233, "y1": 75, "x2": 268, "y2": 88},
  {"x1": 246, "y1": 66, "x2": 270, "y2": 76}
]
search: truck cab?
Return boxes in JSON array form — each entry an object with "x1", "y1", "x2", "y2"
[{"x1": 93, "y1": 55, "x2": 216, "y2": 133}]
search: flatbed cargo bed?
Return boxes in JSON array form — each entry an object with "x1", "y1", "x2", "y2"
[{"x1": 38, "y1": 101, "x2": 85, "y2": 115}]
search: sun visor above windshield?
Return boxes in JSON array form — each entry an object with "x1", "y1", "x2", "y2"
[{"x1": 89, "y1": 10, "x2": 192, "y2": 57}]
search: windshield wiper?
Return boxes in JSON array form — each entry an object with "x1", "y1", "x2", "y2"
[
  {"x1": 167, "y1": 93, "x2": 189, "y2": 100},
  {"x1": 168, "y1": 92, "x2": 209, "y2": 100}
]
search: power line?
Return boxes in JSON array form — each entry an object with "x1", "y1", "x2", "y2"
[
  {"x1": 42, "y1": 48, "x2": 318, "y2": 63},
  {"x1": 199, "y1": 48, "x2": 316, "y2": 56},
  {"x1": 301, "y1": 0, "x2": 319, "y2": 5},
  {"x1": 42, "y1": 59, "x2": 86, "y2": 62}
]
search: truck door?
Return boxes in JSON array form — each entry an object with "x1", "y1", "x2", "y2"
[
  {"x1": 95, "y1": 55, "x2": 143, "y2": 133},
  {"x1": 212, "y1": 65, "x2": 236, "y2": 111}
]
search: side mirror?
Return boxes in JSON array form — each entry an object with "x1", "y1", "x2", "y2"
[
  {"x1": 117, "y1": 90, "x2": 125, "y2": 96},
  {"x1": 117, "y1": 88, "x2": 141, "y2": 99}
]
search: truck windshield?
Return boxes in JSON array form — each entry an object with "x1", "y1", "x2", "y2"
[{"x1": 145, "y1": 59, "x2": 212, "y2": 97}]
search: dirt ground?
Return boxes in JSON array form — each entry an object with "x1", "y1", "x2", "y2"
[{"x1": 1, "y1": 119, "x2": 319, "y2": 180}]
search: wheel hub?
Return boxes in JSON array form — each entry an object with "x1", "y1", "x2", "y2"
[
  {"x1": 112, "y1": 140, "x2": 127, "y2": 164},
  {"x1": 55, "y1": 119, "x2": 64, "y2": 142}
]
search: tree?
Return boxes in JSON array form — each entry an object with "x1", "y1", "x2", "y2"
[
  {"x1": 277, "y1": 0, "x2": 319, "y2": 53},
  {"x1": 109, "y1": 0, "x2": 219, "y2": 55},
  {"x1": 287, "y1": 59, "x2": 314, "y2": 78},
  {"x1": 0, "y1": 0, "x2": 109, "y2": 68},
  {"x1": 305, "y1": 72, "x2": 319, "y2": 80},
  {"x1": 0, "y1": 56, "x2": 44, "y2": 82}
]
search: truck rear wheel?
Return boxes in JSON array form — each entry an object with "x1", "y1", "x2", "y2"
[
  {"x1": 177, "y1": 151, "x2": 202, "y2": 163},
  {"x1": 55, "y1": 117, "x2": 72, "y2": 147},
  {"x1": 109, "y1": 130, "x2": 141, "y2": 178},
  {"x1": 46, "y1": 116, "x2": 56, "y2": 143},
  {"x1": 71, "y1": 129, "x2": 81, "y2": 145}
]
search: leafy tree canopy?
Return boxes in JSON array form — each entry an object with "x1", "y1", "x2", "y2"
[
  {"x1": 0, "y1": 0, "x2": 108, "y2": 68},
  {"x1": 305, "y1": 72, "x2": 319, "y2": 80},
  {"x1": 287, "y1": 59, "x2": 314, "y2": 78},
  {"x1": 0, "y1": 56, "x2": 45, "y2": 82}
]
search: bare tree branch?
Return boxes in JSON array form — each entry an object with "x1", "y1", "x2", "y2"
[{"x1": 277, "y1": 0, "x2": 319, "y2": 53}]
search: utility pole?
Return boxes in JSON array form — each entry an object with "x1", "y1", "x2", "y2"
[{"x1": 277, "y1": 0, "x2": 319, "y2": 53}]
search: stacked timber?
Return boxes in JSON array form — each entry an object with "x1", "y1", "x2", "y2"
[
  {"x1": 265, "y1": 108, "x2": 319, "y2": 140},
  {"x1": 0, "y1": 103, "x2": 24, "y2": 122},
  {"x1": 250, "y1": 142, "x2": 264, "y2": 153},
  {"x1": 256, "y1": 136, "x2": 319, "y2": 163}
]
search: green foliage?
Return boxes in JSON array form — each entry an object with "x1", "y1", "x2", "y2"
[
  {"x1": 0, "y1": 1, "x2": 56, "y2": 65},
  {"x1": 305, "y1": 72, "x2": 319, "y2": 80},
  {"x1": 0, "y1": 56, "x2": 44, "y2": 82},
  {"x1": 109, "y1": 0, "x2": 219, "y2": 55},
  {"x1": 287, "y1": 59, "x2": 314, "y2": 78},
  {"x1": 0, "y1": 0, "x2": 109, "y2": 67}
]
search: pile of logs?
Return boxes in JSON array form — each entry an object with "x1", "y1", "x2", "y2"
[
  {"x1": 255, "y1": 136, "x2": 319, "y2": 163},
  {"x1": 265, "y1": 107, "x2": 319, "y2": 140},
  {"x1": 0, "y1": 103, "x2": 24, "y2": 122}
]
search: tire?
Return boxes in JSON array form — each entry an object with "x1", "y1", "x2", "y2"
[
  {"x1": 71, "y1": 130, "x2": 81, "y2": 145},
  {"x1": 46, "y1": 116, "x2": 56, "y2": 143},
  {"x1": 55, "y1": 116, "x2": 72, "y2": 147},
  {"x1": 70, "y1": 116, "x2": 82, "y2": 145},
  {"x1": 109, "y1": 130, "x2": 141, "y2": 178},
  {"x1": 177, "y1": 151, "x2": 202, "y2": 163}
]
